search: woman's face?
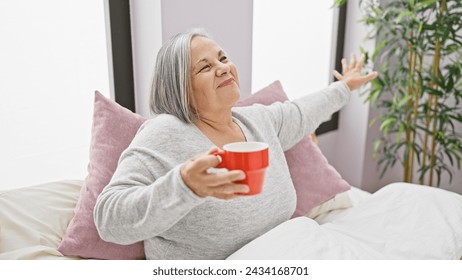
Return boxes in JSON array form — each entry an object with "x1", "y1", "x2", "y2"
[{"x1": 189, "y1": 36, "x2": 240, "y2": 118}]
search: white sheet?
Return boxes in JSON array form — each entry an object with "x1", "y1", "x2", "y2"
[
  {"x1": 0, "y1": 180, "x2": 83, "y2": 260},
  {"x1": 227, "y1": 183, "x2": 462, "y2": 260}
]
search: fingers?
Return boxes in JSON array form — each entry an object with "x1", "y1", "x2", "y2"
[
  {"x1": 212, "y1": 183, "x2": 249, "y2": 197},
  {"x1": 193, "y1": 177, "x2": 250, "y2": 199},
  {"x1": 201, "y1": 170, "x2": 249, "y2": 198},
  {"x1": 342, "y1": 53, "x2": 366, "y2": 73},
  {"x1": 341, "y1": 58, "x2": 348, "y2": 74},
  {"x1": 361, "y1": 71, "x2": 379, "y2": 83},
  {"x1": 333, "y1": 70, "x2": 343, "y2": 81},
  {"x1": 342, "y1": 53, "x2": 357, "y2": 74},
  {"x1": 206, "y1": 146, "x2": 221, "y2": 155},
  {"x1": 356, "y1": 53, "x2": 365, "y2": 69},
  {"x1": 338, "y1": 52, "x2": 378, "y2": 91},
  {"x1": 350, "y1": 53, "x2": 356, "y2": 69},
  {"x1": 188, "y1": 153, "x2": 222, "y2": 171},
  {"x1": 204, "y1": 170, "x2": 246, "y2": 187}
]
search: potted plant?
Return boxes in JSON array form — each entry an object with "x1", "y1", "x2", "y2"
[{"x1": 336, "y1": 0, "x2": 462, "y2": 186}]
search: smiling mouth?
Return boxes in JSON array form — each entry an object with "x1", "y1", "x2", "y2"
[{"x1": 217, "y1": 78, "x2": 235, "y2": 88}]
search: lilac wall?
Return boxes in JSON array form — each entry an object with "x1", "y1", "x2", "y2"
[
  {"x1": 161, "y1": 0, "x2": 253, "y2": 97},
  {"x1": 130, "y1": 0, "x2": 163, "y2": 117}
]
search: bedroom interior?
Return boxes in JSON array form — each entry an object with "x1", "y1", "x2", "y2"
[{"x1": 0, "y1": 0, "x2": 461, "y2": 265}]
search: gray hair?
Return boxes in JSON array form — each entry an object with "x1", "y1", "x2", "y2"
[{"x1": 150, "y1": 29, "x2": 210, "y2": 123}]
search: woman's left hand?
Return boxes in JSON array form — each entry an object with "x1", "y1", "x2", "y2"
[{"x1": 333, "y1": 53, "x2": 378, "y2": 91}]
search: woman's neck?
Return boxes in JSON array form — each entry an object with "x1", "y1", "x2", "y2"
[
  {"x1": 194, "y1": 114, "x2": 234, "y2": 132},
  {"x1": 193, "y1": 113, "x2": 246, "y2": 148}
]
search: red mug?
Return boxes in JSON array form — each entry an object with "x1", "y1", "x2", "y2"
[{"x1": 213, "y1": 141, "x2": 269, "y2": 195}]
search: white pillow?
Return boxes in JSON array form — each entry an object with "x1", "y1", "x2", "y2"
[
  {"x1": 305, "y1": 191, "x2": 353, "y2": 219},
  {"x1": 311, "y1": 187, "x2": 372, "y2": 224},
  {"x1": 0, "y1": 180, "x2": 83, "y2": 260}
]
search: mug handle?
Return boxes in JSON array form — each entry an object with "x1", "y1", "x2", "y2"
[{"x1": 211, "y1": 150, "x2": 226, "y2": 168}]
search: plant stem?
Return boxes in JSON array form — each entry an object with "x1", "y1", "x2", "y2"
[
  {"x1": 428, "y1": 0, "x2": 447, "y2": 186},
  {"x1": 422, "y1": 95, "x2": 433, "y2": 184},
  {"x1": 409, "y1": 50, "x2": 421, "y2": 183},
  {"x1": 407, "y1": 46, "x2": 418, "y2": 183},
  {"x1": 429, "y1": 96, "x2": 438, "y2": 186},
  {"x1": 416, "y1": 53, "x2": 425, "y2": 185}
]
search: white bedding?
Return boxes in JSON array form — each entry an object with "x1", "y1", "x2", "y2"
[
  {"x1": 0, "y1": 180, "x2": 83, "y2": 260},
  {"x1": 1, "y1": 181, "x2": 461, "y2": 260},
  {"x1": 227, "y1": 183, "x2": 462, "y2": 260}
]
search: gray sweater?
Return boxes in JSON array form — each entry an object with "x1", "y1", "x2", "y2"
[{"x1": 94, "y1": 81, "x2": 350, "y2": 259}]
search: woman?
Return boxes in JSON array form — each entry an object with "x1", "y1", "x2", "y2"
[{"x1": 93, "y1": 29, "x2": 378, "y2": 259}]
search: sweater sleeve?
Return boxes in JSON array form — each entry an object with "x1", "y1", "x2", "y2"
[
  {"x1": 93, "y1": 148, "x2": 205, "y2": 245},
  {"x1": 263, "y1": 81, "x2": 351, "y2": 151}
]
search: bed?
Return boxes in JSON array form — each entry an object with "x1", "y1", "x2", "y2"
[
  {"x1": 228, "y1": 182, "x2": 462, "y2": 260},
  {"x1": 0, "y1": 180, "x2": 461, "y2": 260},
  {"x1": 1, "y1": 83, "x2": 461, "y2": 260}
]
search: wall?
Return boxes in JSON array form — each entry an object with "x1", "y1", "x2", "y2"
[
  {"x1": 130, "y1": 0, "x2": 253, "y2": 116},
  {"x1": 130, "y1": 0, "x2": 163, "y2": 117},
  {"x1": 161, "y1": 0, "x2": 253, "y2": 98}
]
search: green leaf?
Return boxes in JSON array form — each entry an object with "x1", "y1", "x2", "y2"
[
  {"x1": 369, "y1": 115, "x2": 381, "y2": 128},
  {"x1": 417, "y1": 22, "x2": 424, "y2": 36},
  {"x1": 397, "y1": 95, "x2": 412, "y2": 108},
  {"x1": 396, "y1": 122, "x2": 405, "y2": 144},
  {"x1": 380, "y1": 118, "x2": 396, "y2": 135},
  {"x1": 332, "y1": 0, "x2": 347, "y2": 8},
  {"x1": 444, "y1": 149, "x2": 454, "y2": 166},
  {"x1": 415, "y1": 0, "x2": 439, "y2": 10},
  {"x1": 396, "y1": 11, "x2": 413, "y2": 24},
  {"x1": 373, "y1": 139, "x2": 381, "y2": 160},
  {"x1": 368, "y1": 88, "x2": 381, "y2": 105},
  {"x1": 372, "y1": 40, "x2": 388, "y2": 61},
  {"x1": 372, "y1": 7, "x2": 382, "y2": 17}
]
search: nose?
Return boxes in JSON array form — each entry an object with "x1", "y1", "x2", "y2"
[{"x1": 216, "y1": 61, "x2": 230, "y2": 76}]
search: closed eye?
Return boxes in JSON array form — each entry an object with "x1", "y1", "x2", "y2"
[{"x1": 198, "y1": 64, "x2": 210, "y2": 73}]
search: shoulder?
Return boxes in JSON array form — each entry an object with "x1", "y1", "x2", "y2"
[
  {"x1": 139, "y1": 114, "x2": 186, "y2": 131},
  {"x1": 131, "y1": 114, "x2": 194, "y2": 146},
  {"x1": 233, "y1": 101, "x2": 287, "y2": 119},
  {"x1": 233, "y1": 102, "x2": 279, "y2": 115},
  {"x1": 231, "y1": 104, "x2": 284, "y2": 133}
]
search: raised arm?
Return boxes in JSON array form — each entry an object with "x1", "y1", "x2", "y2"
[{"x1": 262, "y1": 53, "x2": 378, "y2": 151}]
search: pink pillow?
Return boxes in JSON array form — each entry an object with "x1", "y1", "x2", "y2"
[
  {"x1": 235, "y1": 81, "x2": 351, "y2": 217},
  {"x1": 58, "y1": 91, "x2": 146, "y2": 259}
]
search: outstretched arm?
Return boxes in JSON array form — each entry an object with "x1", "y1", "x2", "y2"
[{"x1": 333, "y1": 53, "x2": 378, "y2": 91}]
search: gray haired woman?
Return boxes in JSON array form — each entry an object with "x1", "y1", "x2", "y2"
[{"x1": 94, "y1": 29, "x2": 378, "y2": 259}]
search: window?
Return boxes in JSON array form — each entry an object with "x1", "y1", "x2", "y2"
[
  {"x1": 0, "y1": 0, "x2": 110, "y2": 189},
  {"x1": 252, "y1": 0, "x2": 345, "y2": 134}
]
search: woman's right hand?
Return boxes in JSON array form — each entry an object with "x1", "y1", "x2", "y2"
[{"x1": 180, "y1": 147, "x2": 249, "y2": 199}]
